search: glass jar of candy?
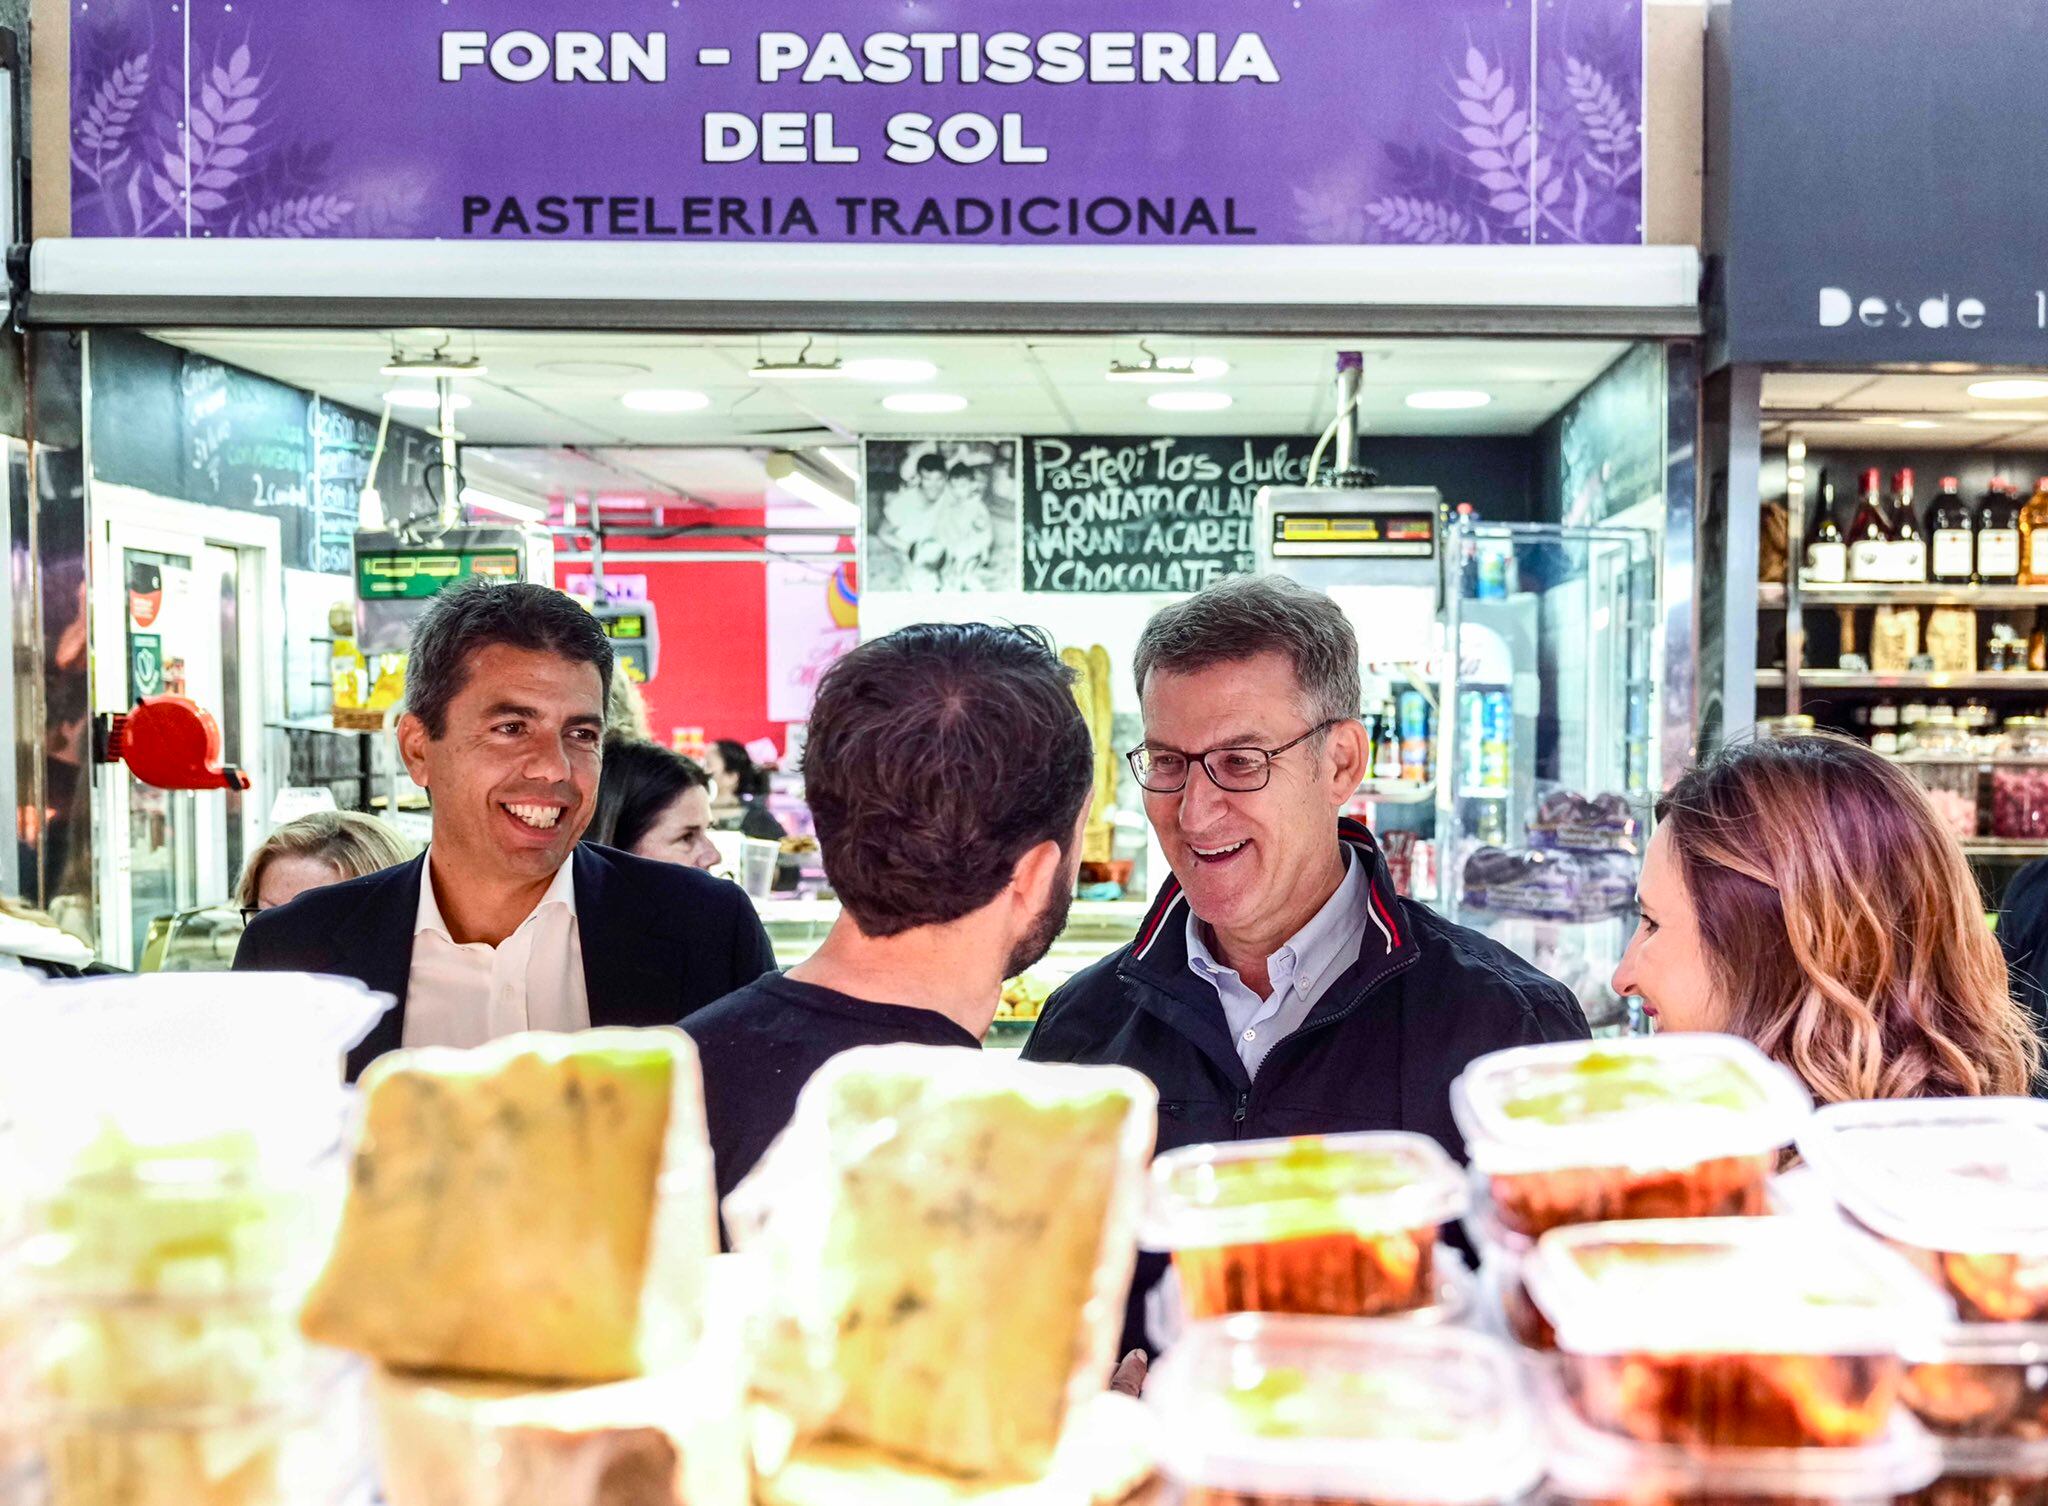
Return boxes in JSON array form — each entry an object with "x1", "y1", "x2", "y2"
[
  {"x1": 1904, "y1": 718, "x2": 1979, "y2": 839},
  {"x1": 1992, "y1": 718, "x2": 2048, "y2": 838}
]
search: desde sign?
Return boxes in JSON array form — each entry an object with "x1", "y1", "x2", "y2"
[
  {"x1": 1023, "y1": 436, "x2": 1314, "y2": 593},
  {"x1": 71, "y1": 0, "x2": 1646, "y2": 245},
  {"x1": 1717, "y1": 0, "x2": 2048, "y2": 365}
]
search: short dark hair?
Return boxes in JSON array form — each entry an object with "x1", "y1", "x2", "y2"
[
  {"x1": 404, "y1": 579, "x2": 614, "y2": 738},
  {"x1": 1133, "y1": 574, "x2": 1361, "y2": 723},
  {"x1": 712, "y1": 739, "x2": 769, "y2": 801},
  {"x1": 803, "y1": 622, "x2": 1093, "y2": 938},
  {"x1": 946, "y1": 461, "x2": 978, "y2": 482},
  {"x1": 589, "y1": 734, "x2": 711, "y2": 853},
  {"x1": 914, "y1": 452, "x2": 948, "y2": 475}
]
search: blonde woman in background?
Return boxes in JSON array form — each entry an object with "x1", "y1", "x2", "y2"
[
  {"x1": 1615, "y1": 734, "x2": 2039, "y2": 1101},
  {"x1": 235, "y1": 811, "x2": 415, "y2": 919}
]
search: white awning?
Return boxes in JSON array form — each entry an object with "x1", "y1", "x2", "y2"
[{"x1": 27, "y1": 239, "x2": 1701, "y2": 336}]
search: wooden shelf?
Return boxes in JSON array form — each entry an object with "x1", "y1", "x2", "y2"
[
  {"x1": 1758, "y1": 670, "x2": 2048, "y2": 691},
  {"x1": 1761, "y1": 584, "x2": 2048, "y2": 609}
]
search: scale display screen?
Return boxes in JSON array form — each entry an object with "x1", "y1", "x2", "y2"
[{"x1": 1270, "y1": 510, "x2": 1437, "y2": 558}]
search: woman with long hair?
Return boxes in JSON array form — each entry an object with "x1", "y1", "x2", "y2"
[
  {"x1": 587, "y1": 735, "x2": 722, "y2": 871},
  {"x1": 1614, "y1": 734, "x2": 2039, "y2": 1101}
]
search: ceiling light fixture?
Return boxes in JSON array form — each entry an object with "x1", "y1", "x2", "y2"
[
  {"x1": 1967, "y1": 410, "x2": 2048, "y2": 423},
  {"x1": 752, "y1": 335, "x2": 843, "y2": 381},
  {"x1": 817, "y1": 446, "x2": 859, "y2": 481},
  {"x1": 621, "y1": 388, "x2": 712, "y2": 413},
  {"x1": 882, "y1": 392, "x2": 969, "y2": 414},
  {"x1": 1148, "y1": 391, "x2": 1234, "y2": 412},
  {"x1": 1404, "y1": 389, "x2": 1492, "y2": 411},
  {"x1": 385, "y1": 389, "x2": 470, "y2": 412},
  {"x1": 1967, "y1": 378, "x2": 2048, "y2": 400},
  {"x1": 1106, "y1": 340, "x2": 1230, "y2": 384},
  {"x1": 381, "y1": 342, "x2": 486, "y2": 379},
  {"x1": 460, "y1": 487, "x2": 545, "y2": 524},
  {"x1": 765, "y1": 451, "x2": 859, "y2": 526},
  {"x1": 1857, "y1": 416, "x2": 1941, "y2": 429},
  {"x1": 841, "y1": 357, "x2": 938, "y2": 384}
]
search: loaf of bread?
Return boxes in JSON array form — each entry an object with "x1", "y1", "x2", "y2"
[
  {"x1": 727, "y1": 1047, "x2": 1155, "y2": 1482},
  {"x1": 300, "y1": 1029, "x2": 716, "y2": 1382}
]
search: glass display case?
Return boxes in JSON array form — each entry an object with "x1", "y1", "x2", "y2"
[
  {"x1": 1435, "y1": 520, "x2": 1659, "y2": 1032},
  {"x1": 753, "y1": 896, "x2": 1146, "y2": 1048}
]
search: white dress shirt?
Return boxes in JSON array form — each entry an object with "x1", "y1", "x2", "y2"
[
  {"x1": 403, "y1": 854, "x2": 590, "y2": 1049},
  {"x1": 1186, "y1": 850, "x2": 1369, "y2": 1078}
]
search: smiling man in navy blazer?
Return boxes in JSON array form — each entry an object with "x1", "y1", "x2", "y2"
[{"x1": 235, "y1": 578, "x2": 777, "y2": 1080}]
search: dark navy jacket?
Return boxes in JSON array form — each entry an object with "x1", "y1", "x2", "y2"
[
  {"x1": 1023, "y1": 818, "x2": 1589, "y2": 1353},
  {"x1": 234, "y1": 843, "x2": 778, "y2": 1081}
]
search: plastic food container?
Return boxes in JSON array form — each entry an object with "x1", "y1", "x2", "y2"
[
  {"x1": 1145, "y1": 1314, "x2": 1545, "y2": 1506},
  {"x1": 1541, "y1": 1370, "x2": 1943, "y2": 1506},
  {"x1": 1799, "y1": 1099, "x2": 2048, "y2": 1326},
  {"x1": 1450, "y1": 1036, "x2": 1812, "y2": 1241},
  {"x1": 1524, "y1": 1218, "x2": 1955, "y2": 1449},
  {"x1": 11, "y1": 1347, "x2": 369, "y2": 1506},
  {"x1": 1143, "y1": 1133, "x2": 1467, "y2": 1321},
  {"x1": 0, "y1": 975, "x2": 384, "y2": 1193},
  {"x1": 1901, "y1": 1324, "x2": 2048, "y2": 1441}
]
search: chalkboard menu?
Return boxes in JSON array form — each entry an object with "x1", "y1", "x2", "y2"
[
  {"x1": 1022, "y1": 436, "x2": 1313, "y2": 593},
  {"x1": 91, "y1": 331, "x2": 436, "y2": 575}
]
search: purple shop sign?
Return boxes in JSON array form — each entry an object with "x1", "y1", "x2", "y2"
[{"x1": 69, "y1": 0, "x2": 1644, "y2": 244}]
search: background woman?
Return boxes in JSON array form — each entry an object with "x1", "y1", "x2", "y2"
[
  {"x1": 706, "y1": 738, "x2": 786, "y2": 842},
  {"x1": 588, "y1": 735, "x2": 722, "y2": 870},
  {"x1": 1614, "y1": 734, "x2": 2039, "y2": 1101},
  {"x1": 235, "y1": 811, "x2": 414, "y2": 918}
]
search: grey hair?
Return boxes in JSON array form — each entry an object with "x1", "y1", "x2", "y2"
[{"x1": 1133, "y1": 574, "x2": 1362, "y2": 723}]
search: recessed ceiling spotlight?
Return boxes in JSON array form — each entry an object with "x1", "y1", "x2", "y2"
[
  {"x1": 841, "y1": 357, "x2": 938, "y2": 384},
  {"x1": 1148, "y1": 391, "x2": 1234, "y2": 412},
  {"x1": 1967, "y1": 378, "x2": 2048, "y2": 400},
  {"x1": 385, "y1": 389, "x2": 470, "y2": 412},
  {"x1": 621, "y1": 389, "x2": 711, "y2": 413},
  {"x1": 882, "y1": 392, "x2": 969, "y2": 414},
  {"x1": 752, "y1": 335, "x2": 842, "y2": 380},
  {"x1": 1405, "y1": 389, "x2": 1492, "y2": 411}
]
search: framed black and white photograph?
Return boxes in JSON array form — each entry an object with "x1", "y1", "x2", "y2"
[{"x1": 861, "y1": 438, "x2": 1021, "y2": 593}]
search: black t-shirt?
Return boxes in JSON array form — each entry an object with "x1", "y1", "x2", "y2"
[{"x1": 682, "y1": 972, "x2": 983, "y2": 1211}]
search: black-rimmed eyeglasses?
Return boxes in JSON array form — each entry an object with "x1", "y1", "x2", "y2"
[{"x1": 1126, "y1": 719, "x2": 1342, "y2": 794}]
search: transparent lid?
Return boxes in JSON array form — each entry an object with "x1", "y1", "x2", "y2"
[
  {"x1": 1523, "y1": 1218, "x2": 1954, "y2": 1356},
  {"x1": 1798, "y1": 1098, "x2": 2048, "y2": 1256},
  {"x1": 0, "y1": 974, "x2": 387, "y2": 1189},
  {"x1": 1540, "y1": 1374, "x2": 1941, "y2": 1501},
  {"x1": 1145, "y1": 1315, "x2": 1545, "y2": 1504},
  {"x1": 1903, "y1": 1319, "x2": 2048, "y2": 1367},
  {"x1": 1930, "y1": 1435, "x2": 2048, "y2": 1481},
  {"x1": 1450, "y1": 1035, "x2": 1813, "y2": 1177},
  {"x1": 1142, "y1": 1132, "x2": 1467, "y2": 1250}
]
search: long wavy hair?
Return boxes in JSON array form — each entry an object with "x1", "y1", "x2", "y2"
[{"x1": 1658, "y1": 734, "x2": 2038, "y2": 1103}]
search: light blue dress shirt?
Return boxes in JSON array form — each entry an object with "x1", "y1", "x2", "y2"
[{"x1": 1185, "y1": 851, "x2": 1370, "y2": 1078}]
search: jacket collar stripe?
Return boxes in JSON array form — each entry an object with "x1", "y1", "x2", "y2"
[
  {"x1": 1366, "y1": 878, "x2": 1403, "y2": 951},
  {"x1": 1132, "y1": 879, "x2": 1186, "y2": 960}
]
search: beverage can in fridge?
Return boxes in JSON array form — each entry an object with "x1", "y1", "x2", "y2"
[
  {"x1": 1398, "y1": 690, "x2": 1431, "y2": 782},
  {"x1": 1481, "y1": 691, "x2": 1512, "y2": 788},
  {"x1": 1476, "y1": 541, "x2": 1512, "y2": 600},
  {"x1": 1460, "y1": 692, "x2": 1487, "y2": 790}
]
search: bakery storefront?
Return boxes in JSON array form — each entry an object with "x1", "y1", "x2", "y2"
[{"x1": 20, "y1": 0, "x2": 1705, "y2": 1021}]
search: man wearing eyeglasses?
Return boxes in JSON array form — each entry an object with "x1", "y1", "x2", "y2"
[{"x1": 1025, "y1": 573, "x2": 1588, "y2": 1358}]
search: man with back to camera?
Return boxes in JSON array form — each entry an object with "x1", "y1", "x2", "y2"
[
  {"x1": 1025, "y1": 573, "x2": 1589, "y2": 1356},
  {"x1": 235, "y1": 578, "x2": 777, "y2": 1079},
  {"x1": 684, "y1": 620, "x2": 1096, "y2": 1208}
]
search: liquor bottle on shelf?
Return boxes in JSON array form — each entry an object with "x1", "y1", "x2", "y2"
[
  {"x1": 1847, "y1": 467, "x2": 1893, "y2": 584},
  {"x1": 1927, "y1": 476, "x2": 1976, "y2": 585},
  {"x1": 1977, "y1": 478, "x2": 2023, "y2": 585},
  {"x1": 1372, "y1": 700, "x2": 1403, "y2": 781},
  {"x1": 1889, "y1": 469, "x2": 1926, "y2": 583},
  {"x1": 1800, "y1": 470, "x2": 1848, "y2": 585},
  {"x1": 2023, "y1": 478, "x2": 2048, "y2": 587}
]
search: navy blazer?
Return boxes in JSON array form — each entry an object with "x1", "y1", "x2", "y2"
[{"x1": 232, "y1": 843, "x2": 779, "y2": 1080}]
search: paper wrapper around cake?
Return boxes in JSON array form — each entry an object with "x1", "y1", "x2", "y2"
[
  {"x1": 299, "y1": 1028, "x2": 717, "y2": 1382},
  {"x1": 725, "y1": 1045, "x2": 1157, "y2": 1483}
]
